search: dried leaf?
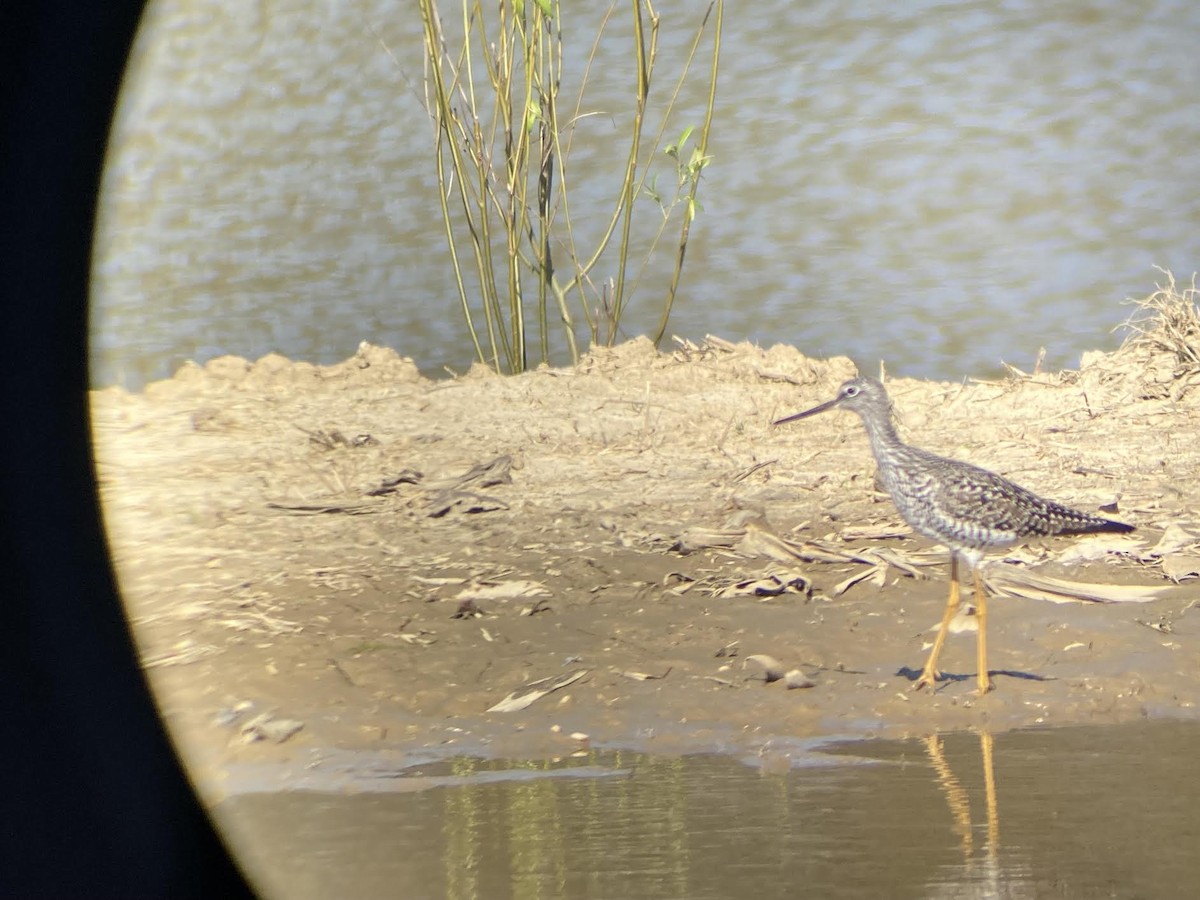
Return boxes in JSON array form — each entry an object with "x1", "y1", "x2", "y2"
[
  {"x1": 1136, "y1": 617, "x2": 1174, "y2": 634},
  {"x1": 676, "y1": 526, "x2": 744, "y2": 552},
  {"x1": 456, "y1": 580, "x2": 550, "y2": 601},
  {"x1": 425, "y1": 455, "x2": 513, "y2": 491},
  {"x1": 141, "y1": 640, "x2": 219, "y2": 669},
  {"x1": 520, "y1": 599, "x2": 552, "y2": 616},
  {"x1": 1149, "y1": 522, "x2": 1199, "y2": 558},
  {"x1": 985, "y1": 565, "x2": 1167, "y2": 604},
  {"x1": 1161, "y1": 553, "x2": 1200, "y2": 582},
  {"x1": 833, "y1": 564, "x2": 885, "y2": 596},
  {"x1": 239, "y1": 713, "x2": 304, "y2": 744},
  {"x1": 713, "y1": 573, "x2": 811, "y2": 600},
  {"x1": 784, "y1": 669, "x2": 816, "y2": 689},
  {"x1": 425, "y1": 490, "x2": 508, "y2": 517},
  {"x1": 365, "y1": 469, "x2": 423, "y2": 495},
  {"x1": 715, "y1": 641, "x2": 740, "y2": 659},
  {"x1": 744, "y1": 654, "x2": 785, "y2": 683},
  {"x1": 620, "y1": 667, "x2": 672, "y2": 681},
  {"x1": 663, "y1": 572, "x2": 697, "y2": 594},
  {"x1": 452, "y1": 599, "x2": 483, "y2": 619},
  {"x1": 945, "y1": 604, "x2": 978, "y2": 635},
  {"x1": 839, "y1": 523, "x2": 912, "y2": 541},
  {"x1": 266, "y1": 500, "x2": 381, "y2": 516},
  {"x1": 735, "y1": 523, "x2": 941, "y2": 576},
  {"x1": 1056, "y1": 534, "x2": 1144, "y2": 565},
  {"x1": 397, "y1": 633, "x2": 436, "y2": 646},
  {"x1": 487, "y1": 669, "x2": 588, "y2": 713}
]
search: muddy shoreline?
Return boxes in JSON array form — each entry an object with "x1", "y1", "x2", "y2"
[{"x1": 91, "y1": 337, "x2": 1200, "y2": 802}]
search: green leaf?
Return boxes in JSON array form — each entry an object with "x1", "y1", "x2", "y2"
[
  {"x1": 643, "y1": 173, "x2": 663, "y2": 206},
  {"x1": 533, "y1": 0, "x2": 554, "y2": 18},
  {"x1": 525, "y1": 99, "x2": 541, "y2": 133}
]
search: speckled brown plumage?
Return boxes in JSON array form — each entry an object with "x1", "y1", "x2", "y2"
[{"x1": 774, "y1": 375, "x2": 1133, "y2": 695}]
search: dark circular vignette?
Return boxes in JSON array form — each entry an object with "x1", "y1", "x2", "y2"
[{"x1": 0, "y1": 4, "x2": 253, "y2": 896}]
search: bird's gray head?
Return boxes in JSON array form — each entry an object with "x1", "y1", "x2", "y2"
[{"x1": 773, "y1": 375, "x2": 887, "y2": 426}]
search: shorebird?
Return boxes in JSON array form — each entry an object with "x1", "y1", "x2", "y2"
[{"x1": 774, "y1": 375, "x2": 1133, "y2": 695}]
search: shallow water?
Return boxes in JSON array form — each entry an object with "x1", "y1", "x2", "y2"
[{"x1": 217, "y1": 721, "x2": 1200, "y2": 899}]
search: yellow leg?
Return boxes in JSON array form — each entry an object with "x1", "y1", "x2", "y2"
[
  {"x1": 975, "y1": 569, "x2": 992, "y2": 695},
  {"x1": 980, "y1": 731, "x2": 999, "y2": 857},
  {"x1": 923, "y1": 734, "x2": 973, "y2": 858},
  {"x1": 914, "y1": 555, "x2": 961, "y2": 691}
]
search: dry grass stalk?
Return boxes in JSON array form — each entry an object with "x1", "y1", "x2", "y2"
[{"x1": 1118, "y1": 269, "x2": 1200, "y2": 375}]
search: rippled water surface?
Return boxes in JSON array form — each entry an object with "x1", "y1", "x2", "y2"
[
  {"x1": 218, "y1": 722, "x2": 1200, "y2": 899},
  {"x1": 92, "y1": 0, "x2": 1200, "y2": 388}
]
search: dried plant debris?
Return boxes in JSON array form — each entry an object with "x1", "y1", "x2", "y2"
[
  {"x1": 784, "y1": 669, "x2": 817, "y2": 689},
  {"x1": 709, "y1": 573, "x2": 812, "y2": 601},
  {"x1": 743, "y1": 654, "x2": 786, "y2": 683},
  {"x1": 451, "y1": 599, "x2": 485, "y2": 619},
  {"x1": 833, "y1": 564, "x2": 887, "y2": 596},
  {"x1": 921, "y1": 604, "x2": 979, "y2": 641},
  {"x1": 1055, "y1": 533, "x2": 1144, "y2": 565},
  {"x1": 838, "y1": 522, "x2": 913, "y2": 541},
  {"x1": 619, "y1": 667, "x2": 672, "y2": 681},
  {"x1": 1144, "y1": 523, "x2": 1200, "y2": 582},
  {"x1": 670, "y1": 334, "x2": 737, "y2": 362},
  {"x1": 365, "y1": 469, "x2": 423, "y2": 495},
  {"x1": 714, "y1": 640, "x2": 740, "y2": 658},
  {"x1": 142, "y1": 639, "x2": 219, "y2": 669},
  {"x1": 214, "y1": 604, "x2": 302, "y2": 636},
  {"x1": 676, "y1": 514, "x2": 1167, "y2": 604},
  {"x1": 425, "y1": 490, "x2": 508, "y2": 517},
  {"x1": 1119, "y1": 270, "x2": 1200, "y2": 381},
  {"x1": 673, "y1": 526, "x2": 746, "y2": 553},
  {"x1": 737, "y1": 523, "x2": 941, "y2": 576},
  {"x1": 487, "y1": 669, "x2": 589, "y2": 713},
  {"x1": 239, "y1": 712, "x2": 305, "y2": 745},
  {"x1": 676, "y1": 521, "x2": 942, "y2": 582},
  {"x1": 269, "y1": 455, "x2": 512, "y2": 517},
  {"x1": 742, "y1": 655, "x2": 815, "y2": 689},
  {"x1": 396, "y1": 631, "x2": 437, "y2": 647},
  {"x1": 1160, "y1": 555, "x2": 1200, "y2": 583},
  {"x1": 454, "y1": 580, "x2": 550, "y2": 602},
  {"x1": 298, "y1": 426, "x2": 379, "y2": 450},
  {"x1": 984, "y1": 564, "x2": 1167, "y2": 604},
  {"x1": 420, "y1": 457, "x2": 514, "y2": 516},
  {"x1": 266, "y1": 499, "x2": 384, "y2": 516},
  {"x1": 426, "y1": 455, "x2": 514, "y2": 492},
  {"x1": 662, "y1": 572, "x2": 697, "y2": 595},
  {"x1": 214, "y1": 702, "x2": 305, "y2": 744},
  {"x1": 1149, "y1": 523, "x2": 1198, "y2": 556}
]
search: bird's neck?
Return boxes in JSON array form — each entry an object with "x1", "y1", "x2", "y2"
[{"x1": 855, "y1": 404, "x2": 905, "y2": 459}]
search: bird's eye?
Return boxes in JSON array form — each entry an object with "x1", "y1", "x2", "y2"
[{"x1": 845, "y1": 386, "x2": 859, "y2": 397}]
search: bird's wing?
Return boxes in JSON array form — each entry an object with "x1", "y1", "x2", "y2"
[{"x1": 925, "y1": 458, "x2": 1051, "y2": 537}]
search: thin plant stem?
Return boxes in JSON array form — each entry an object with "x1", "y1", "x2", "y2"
[
  {"x1": 654, "y1": 0, "x2": 721, "y2": 345},
  {"x1": 416, "y1": 0, "x2": 721, "y2": 372}
]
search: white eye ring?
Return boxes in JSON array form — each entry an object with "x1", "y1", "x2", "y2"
[{"x1": 845, "y1": 386, "x2": 859, "y2": 396}]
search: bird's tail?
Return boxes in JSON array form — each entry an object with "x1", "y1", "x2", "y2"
[{"x1": 1054, "y1": 510, "x2": 1135, "y2": 536}]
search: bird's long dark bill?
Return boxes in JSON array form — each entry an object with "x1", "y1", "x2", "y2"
[{"x1": 773, "y1": 395, "x2": 843, "y2": 426}]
